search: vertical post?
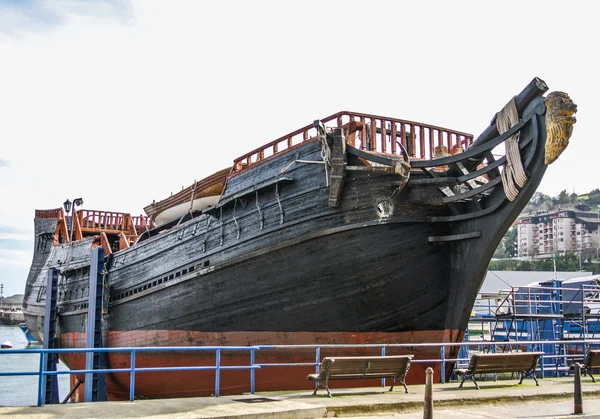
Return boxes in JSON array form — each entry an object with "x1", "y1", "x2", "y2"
[
  {"x1": 215, "y1": 349, "x2": 221, "y2": 397},
  {"x1": 440, "y1": 346, "x2": 446, "y2": 384},
  {"x1": 512, "y1": 287, "x2": 517, "y2": 316},
  {"x1": 314, "y1": 346, "x2": 321, "y2": 393},
  {"x1": 381, "y1": 346, "x2": 386, "y2": 387},
  {"x1": 315, "y1": 347, "x2": 321, "y2": 375},
  {"x1": 581, "y1": 285, "x2": 587, "y2": 353},
  {"x1": 85, "y1": 247, "x2": 106, "y2": 402},
  {"x1": 574, "y1": 363, "x2": 583, "y2": 414},
  {"x1": 423, "y1": 367, "x2": 434, "y2": 419},
  {"x1": 250, "y1": 349, "x2": 255, "y2": 395},
  {"x1": 37, "y1": 352, "x2": 46, "y2": 406},
  {"x1": 129, "y1": 349, "x2": 136, "y2": 402},
  {"x1": 42, "y1": 268, "x2": 59, "y2": 405}
]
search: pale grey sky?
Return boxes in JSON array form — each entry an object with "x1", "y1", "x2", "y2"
[{"x1": 0, "y1": 0, "x2": 598, "y2": 296}]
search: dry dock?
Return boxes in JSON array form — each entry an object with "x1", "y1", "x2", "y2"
[{"x1": 2, "y1": 377, "x2": 600, "y2": 418}]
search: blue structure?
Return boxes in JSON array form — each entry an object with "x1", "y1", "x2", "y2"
[{"x1": 466, "y1": 275, "x2": 600, "y2": 377}]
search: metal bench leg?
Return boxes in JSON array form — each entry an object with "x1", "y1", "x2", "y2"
[
  {"x1": 590, "y1": 372, "x2": 596, "y2": 383},
  {"x1": 388, "y1": 377, "x2": 396, "y2": 392},
  {"x1": 472, "y1": 376, "x2": 480, "y2": 390},
  {"x1": 458, "y1": 374, "x2": 467, "y2": 388},
  {"x1": 400, "y1": 379, "x2": 408, "y2": 394},
  {"x1": 324, "y1": 379, "x2": 332, "y2": 398},
  {"x1": 312, "y1": 383, "x2": 319, "y2": 396},
  {"x1": 518, "y1": 372, "x2": 525, "y2": 385}
]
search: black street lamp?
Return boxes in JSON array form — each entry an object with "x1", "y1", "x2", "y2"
[
  {"x1": 63, "y1": 197, "x2": 84, "y2": 242},
  {"x1": 63, "y1": 199, "x2": 72, "y2": 215}
]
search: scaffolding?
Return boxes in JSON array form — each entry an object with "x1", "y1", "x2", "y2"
[{"x1": 466, "y1": 276, "x2": 600, "y2": 377}]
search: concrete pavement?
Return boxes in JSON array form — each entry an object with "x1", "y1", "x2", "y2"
[{"x1": 1, "y1": 376, "x2": 600, "y2": 418}]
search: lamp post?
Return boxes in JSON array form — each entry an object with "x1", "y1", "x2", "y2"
[{"x1": 63, "y1": 198, "x2": 84, "y2": 242}]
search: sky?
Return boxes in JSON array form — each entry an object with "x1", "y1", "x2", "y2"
[{"x1": 0, "y1": 0, "x2": 598, "y2": 296}]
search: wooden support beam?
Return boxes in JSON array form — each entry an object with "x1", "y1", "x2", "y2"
[
  {"x1": 73, "y1": 212, "x2": 83, "y2": 241},
  {"x1": 53, "y1": 210, "x2": 70, "y2": 245},
  {"x1": 99, "y1": 232, "x2": 112, "y2": 256},
  {"x1": 329, "y1": 128, "x2": 347, "y2": 208},
  {"x1": 119, "y1": 232, "x2": 130, "y2": 251}
]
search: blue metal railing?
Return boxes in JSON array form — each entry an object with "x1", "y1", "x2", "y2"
[
  {"x1": 1, "y1": 346, "x2": 259, "y2": 404},
  {"x1": 2, "y1": 339, "x2": 600, "y2": 406}
]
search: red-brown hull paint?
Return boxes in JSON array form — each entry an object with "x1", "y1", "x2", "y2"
[{"x1": 60, "y1": 329, "x2": 462, "y2": 400}]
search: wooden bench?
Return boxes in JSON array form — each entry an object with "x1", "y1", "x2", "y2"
[
  {"x1": 456, "y1": 352, "x2": 544, "y2": 390},
  {"x1": 307, "y1": 355, "x2": 413, "y2": 397},
  {"x1": 582, "y1": 349, "x2": 600, "y2": 382}
]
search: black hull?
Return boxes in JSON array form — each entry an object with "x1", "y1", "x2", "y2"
[{"x1": 88, "y1": 222, "x2": 452, "y2": 333}]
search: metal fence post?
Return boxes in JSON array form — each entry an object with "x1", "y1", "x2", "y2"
[
  {"x1": 129, "y1": 349, "x2": 136, "y2": 402},
  {"x1": 315, "y1": 346, "x2": 321, "y2": 375},
  {"x1": 250, "y1": 349, "x2": 255, "y2": 394},
  {"x1": 215, "y1": 349, "x2": 221, "y2": 397},
  {"x1": 381, "y1": 346, "x2": 386, "y2": 387},
  {"x1": 440, "y1": 345, "x2": 446, "y2": 384},
  {"x1": 37, "y1": 351, "x2": 46, "y2": 406},
  {"x1": 314, "y1": 346, "x2": 321, "y2": 392}
]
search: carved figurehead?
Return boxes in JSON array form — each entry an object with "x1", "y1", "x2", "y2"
[{"x1": 545, "y1": 91, "x2": 577, "y2": 165}]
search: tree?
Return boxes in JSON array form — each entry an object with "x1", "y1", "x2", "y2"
[
  {"x1": 504, "y1": 227, "x2": 517, "y2": 258},
  {"x1": 558, "y1": 190, "x2": 570, "y2": 204},
  {"x1": 493, "y1": 227, "x2": 517, "y2": 259},
  {"x1": 531, "y1": 192, "x2": 551, "y2": 206}
]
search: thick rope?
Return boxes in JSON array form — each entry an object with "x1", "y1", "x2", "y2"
[
  {"x1": 496, "y1": 97, "x2": 528, "y2": 202},
  {"x1": 318, "y1": 125, "x2": 331, "y2": 186}
]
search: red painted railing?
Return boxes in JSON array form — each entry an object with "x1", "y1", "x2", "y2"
[
  {"x1": 35, "y1": 209, "x2": 62, "y2": 219},
  {"x1": 77, "y1": 210, "x2": 151, "y2": 234},
  {"x1": 232, "y1": 111, "x2": 473, "y2": 175}
]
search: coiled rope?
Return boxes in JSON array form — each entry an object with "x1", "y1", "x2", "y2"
[{"x1": 496, "y1": 97, "x2": 528, "y2": 202}]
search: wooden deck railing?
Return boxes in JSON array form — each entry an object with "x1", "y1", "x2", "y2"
[
  {"x1": 35, "y1": 209, "x2": 62, "y2": 219},
  {"x1": 232, "y1": 111, "x2": 473, "y2": 175},
  {"x1": 76, "y1": 210, "x2": 152, "y2": 235}
]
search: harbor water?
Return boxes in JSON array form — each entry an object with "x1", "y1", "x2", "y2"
[{"x1": 0, "y1": 325, "x2": 70, "y2": 406}]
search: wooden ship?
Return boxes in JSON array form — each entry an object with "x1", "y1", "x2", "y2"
[{"x1": 22, "y1": 77, "x2": 577, "y2": 399}]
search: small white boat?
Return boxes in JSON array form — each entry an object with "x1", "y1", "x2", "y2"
[{"x1": 1, "y1": 340, "x2": 13, "y2": 349}]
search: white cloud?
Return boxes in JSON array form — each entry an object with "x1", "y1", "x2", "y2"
[
  {"x1": 0, "y1": 0, "x2": 132, "y2": 35},
  {"x1": 0, "y1": 233, "x2": 32, "y2": 243},
  {"x1": 0, "y1": 251, "x2": 30, "y2": 267}
]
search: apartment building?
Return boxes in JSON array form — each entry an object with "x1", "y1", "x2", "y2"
[{"x1": 516, "y1": 210, "x2": 600, "y2": 257}]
